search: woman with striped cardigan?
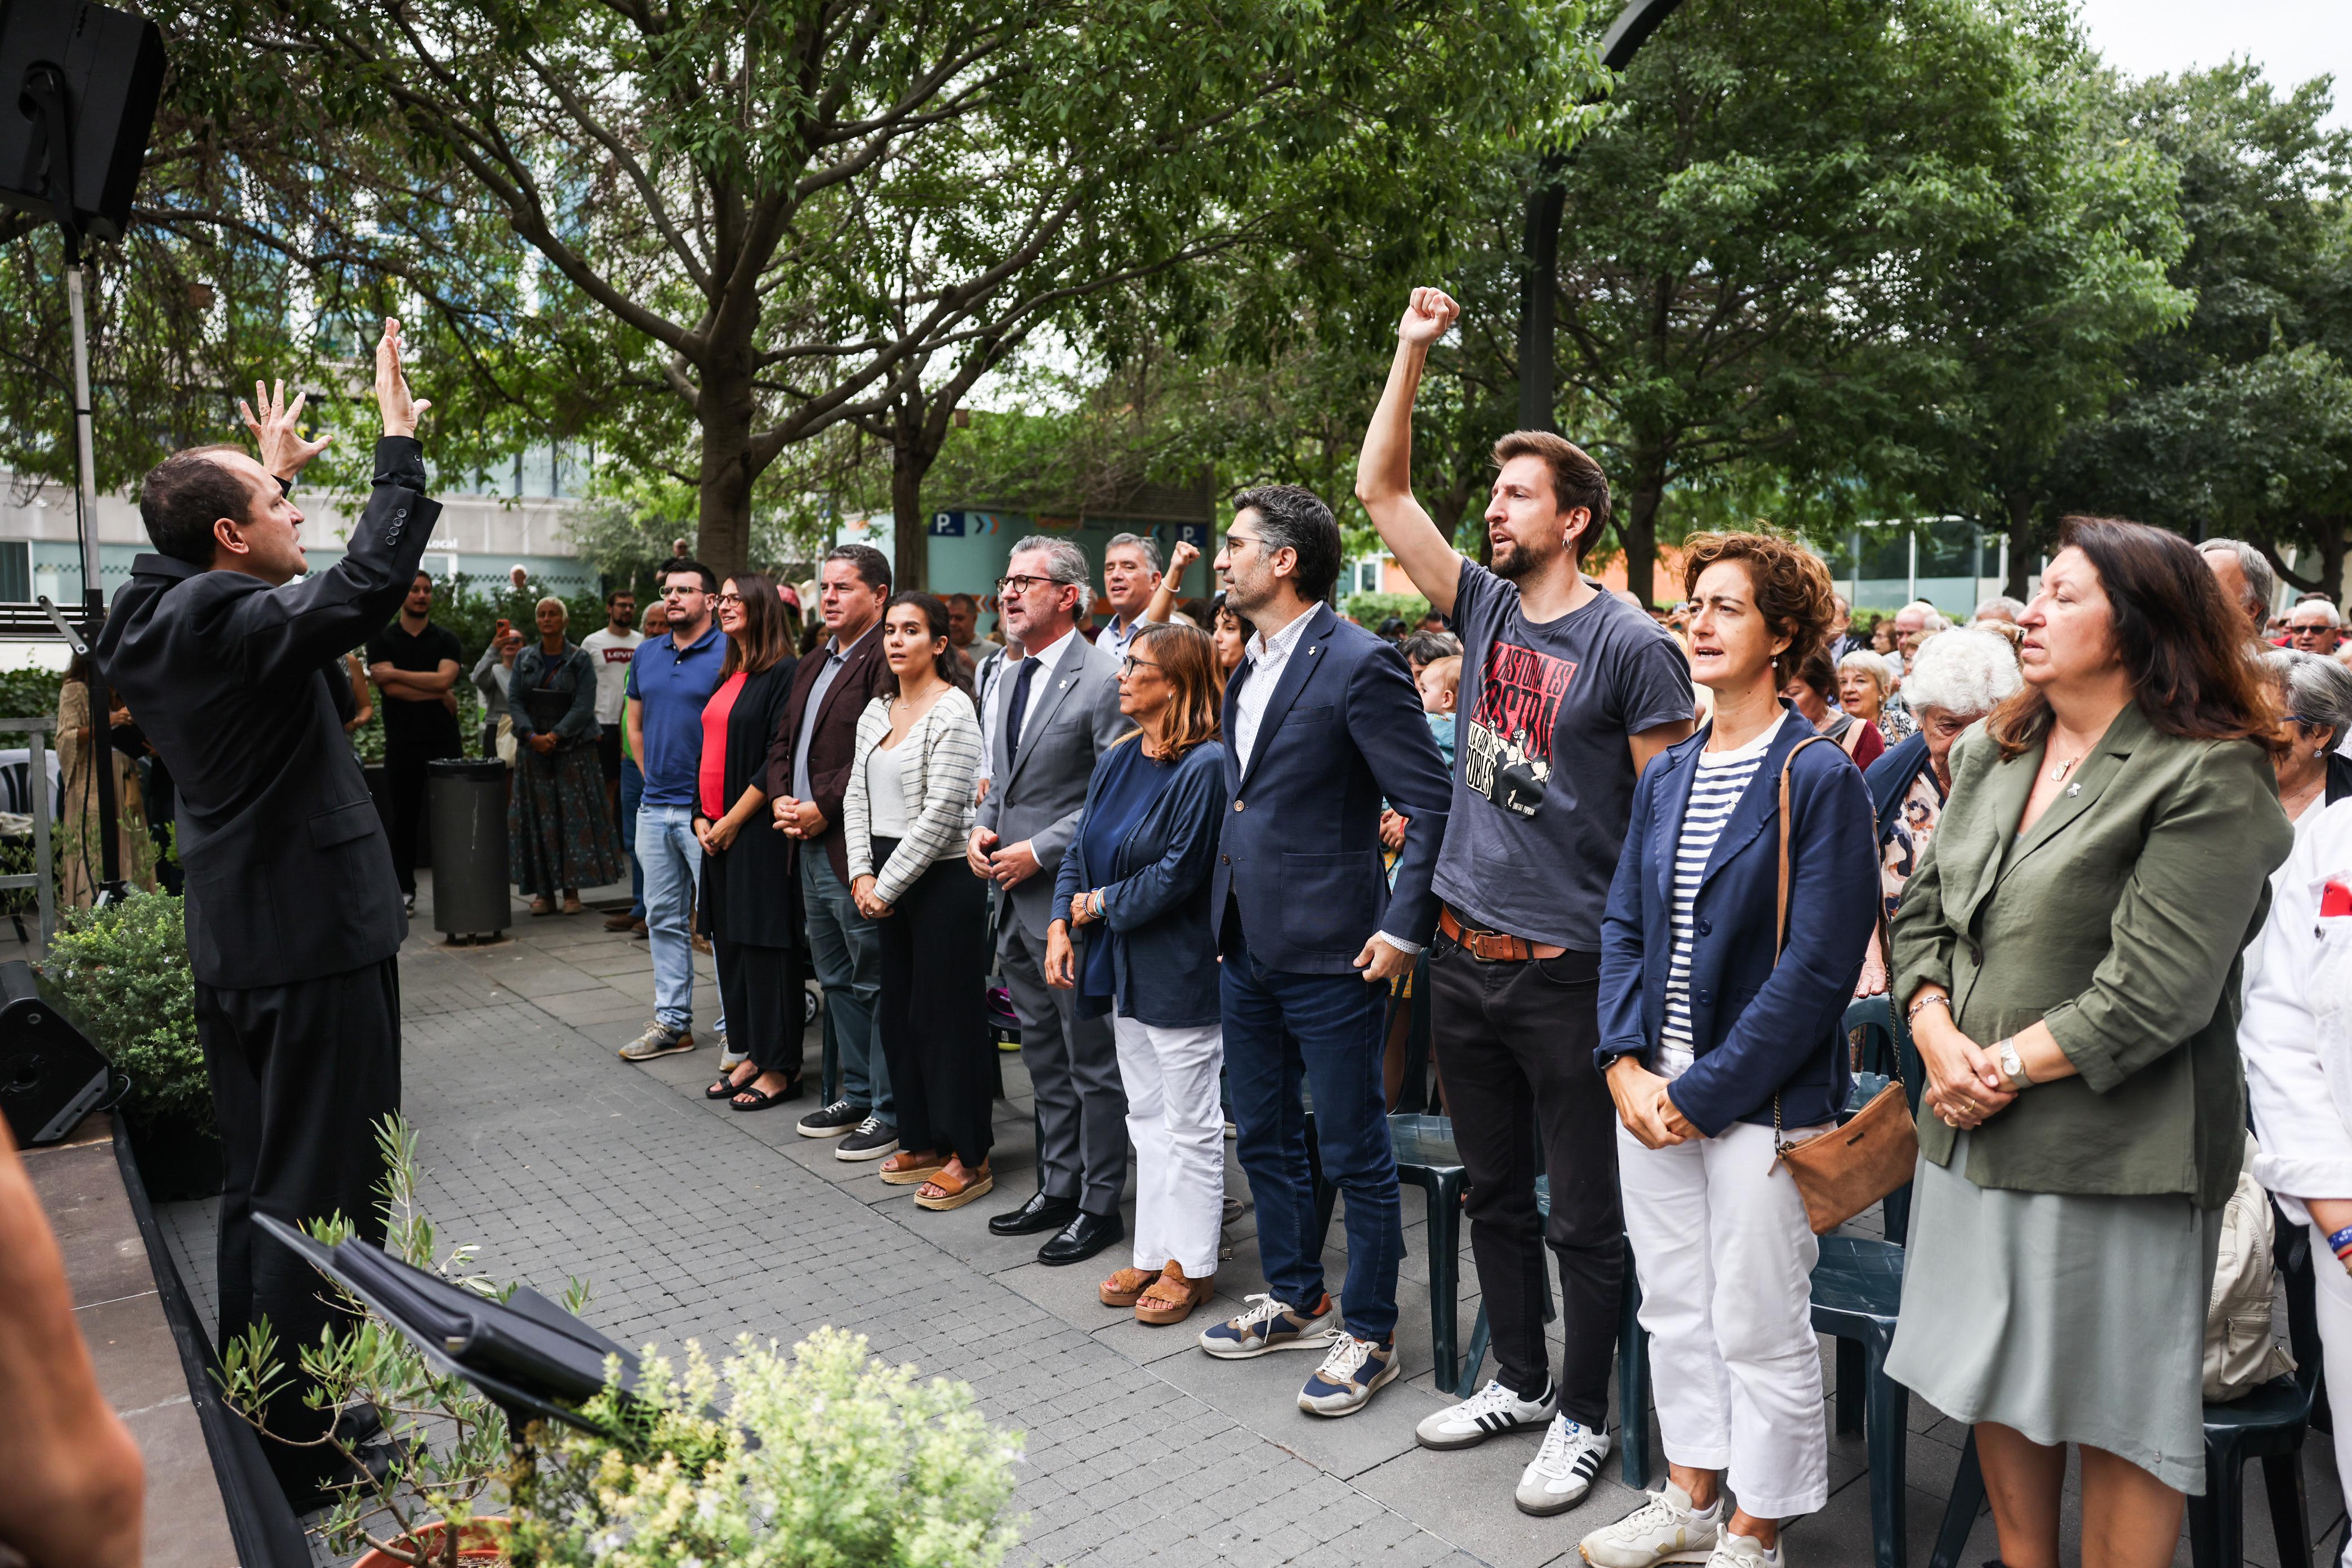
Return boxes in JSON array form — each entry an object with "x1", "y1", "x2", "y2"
[{"x1": 843, "y1": 592, "x2": 994, "y2": 1210}]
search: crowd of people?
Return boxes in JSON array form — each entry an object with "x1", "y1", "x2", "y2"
[
  {"x1": 340, "y1": 292, "x2": 2348, "y2": 1567},
  {"x1": 88, "y1": 309, "x2": 2351, "y2": 1563}
]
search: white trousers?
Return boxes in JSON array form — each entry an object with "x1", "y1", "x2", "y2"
[
  {"x1": 1619, "y1": 1119, "x2": 1829, "y2": 1518},
  {"x1": 1113, "y1": 1014, "x2": 1226, "y2": 1276},
  {"x1": 2310, "y1": 1223, "x2": 2352, "y2": 1568}
]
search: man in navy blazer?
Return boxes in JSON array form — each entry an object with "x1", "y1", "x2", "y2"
[
  {"x1": 1194, "y1": 484, "x2": 1452, "y2": 1418},
  {"x1": 97, "y1": 322, "x2": 434, "y2": 1503}
]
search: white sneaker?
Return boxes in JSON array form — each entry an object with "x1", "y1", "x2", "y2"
[
  {"x1": 1576, "y1": 1480, "x2": 1723, "y2": 1566},
  {"x1": 1415, "y1": 1378, "x2": 1557, "y2": 1450},
  {"x1": 1705, "y1": 1530, "x2": 1781, "y2": 1567},
  {"x1": 1515, "y1": 1414, "x2": 1612, "y2": 1515}
]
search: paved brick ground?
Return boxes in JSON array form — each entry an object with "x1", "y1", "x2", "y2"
[{"x1": 155, "y1": 873, "x2": 2344, "y2": 1567}]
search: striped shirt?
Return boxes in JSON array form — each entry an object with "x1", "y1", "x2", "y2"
[{"x1": 1658, "y1": 713, "x2": 1785, "y2": 1076}]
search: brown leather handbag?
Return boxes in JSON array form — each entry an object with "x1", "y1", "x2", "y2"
[{"x1": 1766, "y1": 736, "x2": 1919, "y2": 1234}]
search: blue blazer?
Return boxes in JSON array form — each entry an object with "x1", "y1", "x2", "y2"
[
  {"x1": 1864, "y1": 728, "x2": 1933, "y2": 846},
  {"x1": 1211, "y1": 603, "x2": 1453, "y2": 975},
  {"x1": 1598, "y1": 707, "x2": 1878, "y2": 1133},
  {"x1": 1053, "y1": 740, "x2": 1230, "y2": 1029}
]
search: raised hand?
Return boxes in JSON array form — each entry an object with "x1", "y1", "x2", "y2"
[
  {"x1": 1167, "y1": 538, "x2": 1201, "y2": 577},
  {"x1": 1398, "y1": 287, "x2": 1459, "y2": 348},
  {"x1": 239, "y1": 378, "x2": 332, "y2": 481},
  {"x1": 374, "y1": 317, "x2": 430, "y2": 438}
]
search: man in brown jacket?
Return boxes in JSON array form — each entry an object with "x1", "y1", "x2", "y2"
[{"x1": 767, "y1": 544, "x2": 897, "y2": 1157}]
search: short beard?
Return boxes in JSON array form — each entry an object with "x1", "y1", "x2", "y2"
[{"x1": 1489, "y1": 530, "x2": 1562, "y2": 582}]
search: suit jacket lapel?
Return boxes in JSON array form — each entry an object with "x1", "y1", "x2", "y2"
[
  {"x1": 2006, "y1": 702, "x2": 2148, "y2": 872},
  {"x1": 1654, "y1": 736, "x2": 1701, "y2": 909},
  {"x1": 1003, "y1": 632, "x2": 1090, "y2": 795},
  {"x1": 812, "y1": 629, "x2": 881, "y2": 733},
  {"x1": 1236, "y1": 604, "x2": 1332, "y2": 794}
]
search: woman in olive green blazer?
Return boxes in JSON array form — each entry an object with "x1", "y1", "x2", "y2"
[{"x1": 1886, "y1": 518, "x2": 2290, "y2": 1568}]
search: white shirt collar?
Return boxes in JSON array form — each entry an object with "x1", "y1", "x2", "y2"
[
  {"x1": 1246, "y1": 605, "x2": 1318, "y2": 667},
  {"x1": 1023, "y1": 625, "x2": 1079, "y2": 672}
]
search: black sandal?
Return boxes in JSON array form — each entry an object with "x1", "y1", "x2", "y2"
[
  {"x1": 705, "y1": 1067, "x2": 758, "y2": 1101},
  {"x1": 729, "y1": 1075, "x2": 803, "y2": 1112}
]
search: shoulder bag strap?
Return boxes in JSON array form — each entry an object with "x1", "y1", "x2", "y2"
[{"x1": 1771, "y1": 733, "x2": 1889, "y2": 1144}]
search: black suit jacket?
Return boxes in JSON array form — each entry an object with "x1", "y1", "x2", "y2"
[
  {"x1": 96, "y1": 438, "x2": 442, "y2": 989},
  {"x1": 760, "y1": 626, "x2": 889, "y2": 883},
  {"x1": 1210, "y1": 603, "x2": 1452, "y2": 974}
]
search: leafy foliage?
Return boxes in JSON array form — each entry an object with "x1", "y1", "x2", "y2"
[
  {"x1": 37, "y1": 891, "x2": 203, "y2": 1131},
  {"x1": 510, "y1": 1329, "x2": 1024, "y2": 1568}
]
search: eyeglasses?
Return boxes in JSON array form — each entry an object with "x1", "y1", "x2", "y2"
[
  {"x1": 995, "y1": 573, "x2": 1067, "y2": 595},
  {"x1": 1224, "y1": 531, "x2": 1263, "y2": 553},
  {"x1": 1120, "y1": 655, "x2": 1163, "y2": 675},
  {"x1": 714, "y1": 593, "x2": 743, "y2": 605},
  {"x1": 662, "y1": 585, "x2": 702, "y2": 599}
]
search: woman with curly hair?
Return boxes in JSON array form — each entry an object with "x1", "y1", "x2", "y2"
[{"x1": 1582, "y1": 531, "x2": 1877, "y2": 1566}]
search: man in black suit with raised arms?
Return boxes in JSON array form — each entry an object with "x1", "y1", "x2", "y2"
[{"x1": 98, "y1": 319, "x2": 435, "y2": 1502}]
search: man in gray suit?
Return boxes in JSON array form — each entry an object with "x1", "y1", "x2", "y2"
[{"x1": 969, "y1": 535, "x2": 1132, "y2": 1264}]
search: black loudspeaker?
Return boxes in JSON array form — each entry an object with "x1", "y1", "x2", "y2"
[
  {"x1": 0, "y1": 957, "x2": 112, "y2": 1146},
  {"x1": 0, "y1": 0, "x2": 166, "y2": 242}
]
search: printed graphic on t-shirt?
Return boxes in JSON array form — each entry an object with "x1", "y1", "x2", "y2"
[
  {"x1": 599, "y1": 646, "x2": 634, "y2": 666},
  {"x1": 1464, "y1": 640, "x2": 1576, "y2": 817}
]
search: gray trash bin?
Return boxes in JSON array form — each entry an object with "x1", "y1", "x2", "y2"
[{"x1": 427, "y1": 758, "x2": 508, "y2": 938}]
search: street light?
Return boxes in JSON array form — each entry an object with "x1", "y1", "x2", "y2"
[{"x1": 1517, "y1": 0, "x2": 1689, "y2": 432}]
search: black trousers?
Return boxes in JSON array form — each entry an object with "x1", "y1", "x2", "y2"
[
  {"x1": 715, "y1": 937, "x2": 800, "y2": 1079},
  {"x1": 381, "y1": 737, "x2": 433, "y2": 895},
  {"x1": 199, "y1": 956, "x2": 402, "y2": 1488},
  {"x1": 871, "y1": 842, "x2": 994, "y2": 1167},
  {"x1": 1430, "y1": 929, "x2": 1623, "y2": 1427}
]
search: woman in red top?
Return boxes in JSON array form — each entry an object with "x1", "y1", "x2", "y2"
[
  {"x1": 1781, "y1": 647, "x2": 1885, "y2": 770},
  {"x1": 696, "y1": 575, "x2": 804, "y2": 1110}
]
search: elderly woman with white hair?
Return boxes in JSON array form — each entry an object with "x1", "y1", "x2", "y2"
[
  {"x1": 1855, "y1": 627, "x2": 2021, "y2": 994},
  {"x1": 2262, "y1": 649, "x2": 2352, "y2": 827},
  {"x1": 1836, "y1": 648, "x2": 1910, "y2": 743}
]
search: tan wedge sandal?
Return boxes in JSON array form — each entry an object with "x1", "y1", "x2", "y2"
[
  {"x1": 1098, "y1": 1265, "x2": 1165, "y2": 1308},
  {"x1": 1134, "y1": 1261, "x2": 1216, "y2": 1326}
]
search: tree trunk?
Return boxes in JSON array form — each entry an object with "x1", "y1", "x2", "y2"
[
  {"x1": 891, "y1": 443, "x2": 929, "y2": 595},
  {"x1": 2002, "y1": 492, "x2": 2034, "y2": 603},
  {"x1": 1432, "y1": 474, "x2": 1478, "y2": 565},
  {"x1": 887, "y1": 392, "x2": 945, "y2": 595},
  {"x1": 1622, "y1": 458, "x2": 1666, "y2": 608},
  {"x1": 694, "y1": 369, "x2": 756, "y2": 579}
]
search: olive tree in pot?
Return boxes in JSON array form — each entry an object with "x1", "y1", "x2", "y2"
[
  {"x1": 220, "y1": 1117, "x2": 1027, "y2": 1568},
  {"x1": 37, "y1": 890, "x2": 216, "y2": 1199}
]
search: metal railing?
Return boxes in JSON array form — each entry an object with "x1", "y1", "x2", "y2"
[{"x1": 0, "y1": 716, "x2": 57, "y2": 951}]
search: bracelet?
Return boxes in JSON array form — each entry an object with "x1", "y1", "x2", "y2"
[
  {"x1": 2328, "y1": 1224, "x2": 2352, "y2": 1262},
  {"x1": 1088, "y1": 888, "x2": 1106, "y2": 920},
  {"x1": 1906, "y1": 994, "x2": 1952, "y2": 1025}
]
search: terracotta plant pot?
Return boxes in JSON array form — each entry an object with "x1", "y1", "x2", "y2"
[{"x1": 353, "y1": 1520, "x2": 506, "y2": 1568}]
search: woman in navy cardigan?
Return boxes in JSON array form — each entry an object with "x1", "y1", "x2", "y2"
[
  {"x1": 1049, "y1": 622, "x2": 1232, "y2": 1328},
  {"x1": 1582, "y1": 533, "x2": 1875, "y2": 1566}
]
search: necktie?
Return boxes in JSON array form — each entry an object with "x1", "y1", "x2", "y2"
[{"x1": 1005, "y1": 656, "x2": 1040, "y2": 769}]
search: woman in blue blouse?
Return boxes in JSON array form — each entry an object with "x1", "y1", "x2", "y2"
[{"x1": 1048, "y1": 622, "x2": 1231, "y2": 1327}]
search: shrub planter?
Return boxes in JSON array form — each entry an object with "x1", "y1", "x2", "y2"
[{"x1": 354, "y1": 1520, "x2": 505, "y2": 1568}]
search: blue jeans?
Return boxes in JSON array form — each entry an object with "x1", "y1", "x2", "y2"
[
  {"x1": 636, "y1": 804, "x2": 720, "y2": 1036},
  {"x1": 800, "y1": 847, "x2": 892, "y2": 1120},
  {"x1": 620, "y1": 757, "x2": 644, "y2": 917},
  {"x1": 1223, "y1": 929, "x2": 1402, "y2": 1343}
]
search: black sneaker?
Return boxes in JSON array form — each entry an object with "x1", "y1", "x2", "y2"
[
  {"x1": 835, "y1": 1116, "x2": 899, "y2": 1161},
  {"x1": 796, "y1": 1098, "x2": 866, "y2": 1138}
]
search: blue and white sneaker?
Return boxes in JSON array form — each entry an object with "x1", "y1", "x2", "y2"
[
  {"x1": 1197, "y1": 1293, "x2": 1334, "y2": 1359},
  {"x1": 1297, "y1": 1332, "x2": 1399, "y2": 1417},
  {"x1": 1416, "y1": 1377, "x2": 1558, "y2": 1450},
  {"x1": 1515, "y1": 1413, "x2": 1612, "y2": 1515}
]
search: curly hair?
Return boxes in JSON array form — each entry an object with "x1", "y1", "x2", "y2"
[{"x1": 1680, "y1": 531, "x2": 1840, "y2": 687}]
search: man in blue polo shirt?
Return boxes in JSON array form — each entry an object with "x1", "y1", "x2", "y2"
[{"x1": 619, "y1": 558, "x2": 728, "y2": 1061}]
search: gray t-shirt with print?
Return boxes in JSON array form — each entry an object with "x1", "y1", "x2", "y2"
[{"x1": 1433, "y1": 558, "x2": 1696, "y2": 950}]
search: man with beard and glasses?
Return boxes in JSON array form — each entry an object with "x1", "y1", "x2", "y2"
[{"x1": 1353, "y1": 287, "x2": 1695, "y2": 1516}]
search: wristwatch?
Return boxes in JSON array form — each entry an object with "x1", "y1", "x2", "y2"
[{"x1": 1995, "y1": 1036, "x2": 2032, "y2": 1093}]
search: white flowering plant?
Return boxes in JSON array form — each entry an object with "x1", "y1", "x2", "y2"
[
  {"x1": 215, "y1": 1117, "x2": 1026, "y2": 1568},
  {"x1": 506, "y1": 1327, "x2": 1026, "y2": 1568}
]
